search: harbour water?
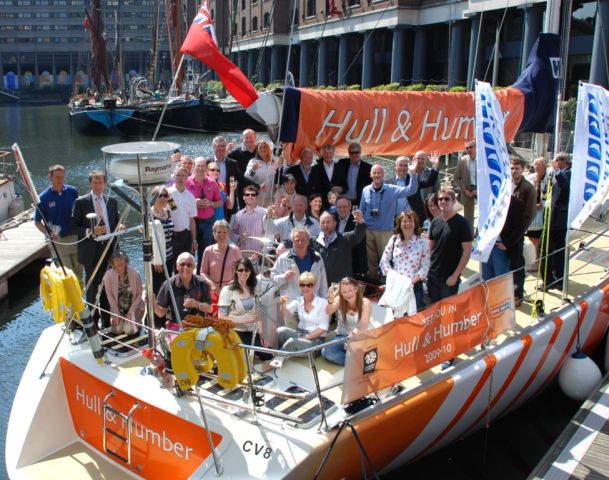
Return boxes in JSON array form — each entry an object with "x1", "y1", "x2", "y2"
[{"x1": 0, "y1": 105, "x2": 587, "y2": 479}]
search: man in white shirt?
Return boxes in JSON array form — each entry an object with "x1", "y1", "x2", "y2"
[{"x1": 168, "y1": 166, "x2": 197, "y2": 259}]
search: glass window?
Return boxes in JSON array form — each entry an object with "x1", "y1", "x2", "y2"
[
  {"x1": 306, "y1": 0, "x2": 315, "y2": 17},
  {"x1": 252, "y1": 16, "x2": 258, "y2": 31}
]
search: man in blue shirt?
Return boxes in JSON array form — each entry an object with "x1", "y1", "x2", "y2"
[
  {"x1": 360, "y1": 163, "x2": 418, "y2": 275},
  {"x1": 34, "y1": 164, "x2": 82, "y2": 281}
]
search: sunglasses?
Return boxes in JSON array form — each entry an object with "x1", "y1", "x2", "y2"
[
  {"x1": 438, "y1": 197, "x2": 452, "y2": 202},
  {"x1": 236, "y1": 268, "x2": 250, "y2": 273},
  {"x1": 299, "y1": 283, "x2": 314, "y2": 288},
  {"x1": 243, "y1": 192, "x2": 258, "y2": 197},
  {"x1": 159, "y1": 193, "x2": 170, "y2": 198},
  {"x1": 178, "y1": 262, "x2": 194, "y2": 267},
  {"x1": 348, "y1": 151, "x2": 361, "y2": 155},
  {"x1": 208, "y1": 168, "x2": 220, "y2": 172}
]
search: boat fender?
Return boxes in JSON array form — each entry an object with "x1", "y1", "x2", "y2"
[
  {"x1": 558, "y1": 351, "x2": 602, "y2": 401},
  {"x1": 171, "y1": 327, "x2": 246, "y2": 391},
  {"x1": 80, "y1": 307, "x2": 105, "y2": 364}
]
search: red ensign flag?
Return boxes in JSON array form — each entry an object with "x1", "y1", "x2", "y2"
[{"x1": 180, "y1": 2, "x2": 259, "y2": 108}]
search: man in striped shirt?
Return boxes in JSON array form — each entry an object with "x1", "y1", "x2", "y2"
[{"x1": 230, "y1": 185, "x2": 269, "y2": 252}]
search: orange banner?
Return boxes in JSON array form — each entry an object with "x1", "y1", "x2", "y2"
[
  {"x1": 289, "y1": 87, "x2": 524, "y2": 158},
  {"x1": 60, "y1": 358, "x2": 222, "y2": 479},
  {"x1": 341, "y1": 275, "x2": 515, "y2": 404}
]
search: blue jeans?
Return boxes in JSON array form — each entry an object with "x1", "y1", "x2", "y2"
[
  {"x1": 481, "y1": 245, "x2": 510, "y2": 281},
  {"x1": 195, "y1": 217, "x2": 214, "y2": 272},
  {"x1": 322, "y1": 336, "x2": 347, "y2": 365}
]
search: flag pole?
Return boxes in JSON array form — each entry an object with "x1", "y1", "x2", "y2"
[{"x1": 151, "y1": 54, "x2": 186, "y2": 141}]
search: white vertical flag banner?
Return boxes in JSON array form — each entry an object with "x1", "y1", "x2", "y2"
[
  {"x1": 471, "y1": 81, "x2": 513, "y2": 263},
  {"x1": 569, "y1": 82, "x2": 609, "y2": 229}
]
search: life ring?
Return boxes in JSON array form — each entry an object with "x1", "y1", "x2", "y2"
[
  {"x1": 40, "y1": 265, "x2": 84, "y2": 323},
  {"x1": 171, "y1": 327, "x2": 246, "y2": 390}
]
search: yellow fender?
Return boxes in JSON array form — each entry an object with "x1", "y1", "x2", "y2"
[
  {"x1": 39, "y1": 265, "x2": 84, "y2": 323},
  {"x1": 171, "y1": 327, "x2": 246, "y2": 390}
]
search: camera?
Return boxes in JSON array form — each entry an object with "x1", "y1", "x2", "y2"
[{"x1": 370, "y1": 209, "x2": 379, "y2": 217}]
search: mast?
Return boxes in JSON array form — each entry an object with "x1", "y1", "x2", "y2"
[
  {"x1": 166, "y1": 0, "x2": 184, "y2": 93},
  {"x1": 147, "y1": 0, "x2": 161, "y2": 88},
  {"x1": 114, "y1": 8, "x2": 125, "y2": 94},
  {"x1": 85, "y1": 0, "x2": 112, "y2": 95}
]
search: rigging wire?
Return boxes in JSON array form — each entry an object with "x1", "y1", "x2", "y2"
[
  {"x1": 253, "y1": 0, "x2": 277, "y2": 84},
  {"x1": 338, "y1": 0, "x2": 392, "y2": 87},
  {"x1": 482, "y1": 0, "x2": 511, "y2": 84}
]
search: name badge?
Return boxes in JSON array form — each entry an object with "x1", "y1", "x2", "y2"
[{"x1": 48, "y1": 201, "x2": 56, "y2": 208}]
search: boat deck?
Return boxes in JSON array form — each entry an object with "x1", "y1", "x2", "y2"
[
  {"x1": 0, "y1": 212, "x2": 48, "y2": 301},
  {"x1": 528, "y1": 372, "x2": 609, "y2": 480},
  {"x1": 17, "y1": 442, "x2": 134, "y2": 479}
]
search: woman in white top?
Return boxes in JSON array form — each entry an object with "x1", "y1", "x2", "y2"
[
  {"x1": 217, "y1": 257, "x2": 271, "y2": 360},
  {"x1": 277, "y1": 271, "x2": 332, "y2": 354},
  {"x1": 380, "y1": 211, "x2": 430, "y2": 311},
  {"x1": 322, "y1": 277, "x2": 371, "y2": 366},
  {"x1": 245, "y1": 140, "x2": 276, "y2": 207}
]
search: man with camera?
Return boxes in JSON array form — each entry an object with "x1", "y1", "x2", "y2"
[{"x1": 360, "y1": 163, "x2": 418, "y2": 276}]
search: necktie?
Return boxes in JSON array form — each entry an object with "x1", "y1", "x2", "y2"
[{"x1": 94, "y1": 197, "x2": 104, "y2": 225}]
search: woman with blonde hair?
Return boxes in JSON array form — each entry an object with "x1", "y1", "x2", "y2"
[
  {"x1": 277, "y1": 271, "x2": 332, "y2": 353},
  {"x1": 245, "y1": 140, "x2": 276, "y2": 206},
  {"x1": 322, "y1": 277, "x2": 371, "y2": 365}
]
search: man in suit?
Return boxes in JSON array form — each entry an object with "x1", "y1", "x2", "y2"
[
  {"x1": 314, "y1": 210, "x2": 367, "y2": 284},
  {"x1": 337, "y1": 142, "x2": 372, "y2": 207},
  {"x1": 452, "y1": 140, "x2": 477, "y2": 228},
  {"x1": 335, "y1": 195, "x2": 367, "y2": 275},
  {"x1": 543, "y1": 152, "x2": 571, "y2": 290},
  {"x1": 71, "y1": 170, "x2": 120, "y2": 327},
  {"x1": 409, "y1": 151, "x2": 440, "y2": 220},
  {"x1": 210, "y1": 135, "x2": 250, "y2": 216},
  {"x1": 310, "y1": 144, "x2": 347, "y2": 203},
  {"x1": 227, "y1": 128, "x2": 257, "y2": 174},
  {"x1": 285, "y1": 147, "x2": 317, "y2": 198}
]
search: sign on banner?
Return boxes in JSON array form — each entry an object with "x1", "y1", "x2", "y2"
[
  {"x1": 341, "y1": 275, "x2": 515, "y2": 405},
  {"x1": 471, "y1": 81, "x2": 513, "y2": 262},
  {"x1": 569, "y1": 82, "x2": 609, "y2": 229}
]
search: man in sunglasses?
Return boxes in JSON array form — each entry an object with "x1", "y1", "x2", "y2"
[
  {"x1": 427, "y1": 188, "x2": 473, "y2": 303},
  {"x1": 337, "y1": 142, "x2": 372, "y2": 206},
  {"x1": 230, "y1": 185, "x2": 268, "y2": 252},
  {"x1": 154, "y1": 252, "x2": 213, "y2": 327}
]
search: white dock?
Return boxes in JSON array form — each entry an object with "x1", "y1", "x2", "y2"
[
  {"x1": 528, "y1": 371, "x2": 609, "y2": 480},
  {"x1": 0, "y1": 211, "x2": 49, "y2": 300}
]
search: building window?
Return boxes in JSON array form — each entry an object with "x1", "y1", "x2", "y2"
[
  {"x1": 252, "y1": 16, "x2": 258, "y2": 31},
  {"x1": 347, "y1": 0, "x2": 359, "y2": 6},
  {"x1": 241, "y1": 16, "x2": 246, "y2": 35},
  {"x1": 263, "y1": 12, "x2": 270, "y2": 28},
  {"x1": 241, "y1": 0, "x2": 245, "y2": 9},
  {"x1": 306, "y1": 0, "x2": 315, "y2": 18}
]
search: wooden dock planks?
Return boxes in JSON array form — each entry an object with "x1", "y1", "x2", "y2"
[
  {"x1": 528, "y1": 372, "x2": 609, "y2": 480},
  {"x1": 0, "y1": 218, "x2": 48, "y2": 300}
]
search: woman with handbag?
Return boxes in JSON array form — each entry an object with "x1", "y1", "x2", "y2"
[{"x1": 379, "y1": 211, "x2": 430, "y2": 310}]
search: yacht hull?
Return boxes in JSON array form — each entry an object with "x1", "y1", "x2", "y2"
[{"x1": 7, "y1": 277, "x2": 609, "y2": 479}]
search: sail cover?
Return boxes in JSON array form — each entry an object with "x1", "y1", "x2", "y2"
[{"x1": 278, "y1": 34, "x2": 559, "y2": 157}]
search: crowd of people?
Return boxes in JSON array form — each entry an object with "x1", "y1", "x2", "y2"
[{"x1": 33, "y1": 129, "x2": 572, "y2": 367}]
